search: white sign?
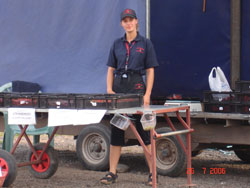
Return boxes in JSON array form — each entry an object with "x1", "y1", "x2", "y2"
[
  {"x1": 48, "y1": 109, "x2": 77, "y2": 127},
  {"x1": 8, "y1": 108, "x2": 36, "y2": 125},
  {"x1": 74, "y1": 110, "x2": 107, "y2": 125},
  {"x1": 48, "y1": 109, "x2": 106, "y2": 127}
]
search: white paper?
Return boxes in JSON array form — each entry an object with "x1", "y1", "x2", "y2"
[
  {"x1": 48, "y1": 109, "x2": 106, "y2": 127},
  {"x1": 74, "y1": 110, "x2": 107, "y2": 125},
  {"x1": 48, "y1": 109, "x2": 77, "y2": 127},
  {"x1": 8, "y1": 108, "x2": 36, "y2": 125}
]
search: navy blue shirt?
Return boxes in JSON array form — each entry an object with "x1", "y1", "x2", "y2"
[{"x1": 107, "y1": 33, "x2": 159, "y2": 75}]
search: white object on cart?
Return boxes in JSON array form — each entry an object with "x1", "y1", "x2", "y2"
[
  {"x1": 8, "y1": 108, "x2": 36, "y2": 125},
  {"x1": 140, "y1": 112, "x2": 156, "y2": 130},
  {"x1": 48, "y1": 109, "x2": 106, "y2": 126},
  {"x1": 110, "y1": 113, "x2": 130, "y2": 130}
]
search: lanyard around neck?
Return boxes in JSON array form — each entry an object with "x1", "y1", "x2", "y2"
[{"x1": 125, "y1": 41, "x2": 135, "y2": 71}]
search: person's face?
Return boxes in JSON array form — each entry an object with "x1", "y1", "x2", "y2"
[{"x1": 121, "y1": 17, "x2": 138, "y2": 33}]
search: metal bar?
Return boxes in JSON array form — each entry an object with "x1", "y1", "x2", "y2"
[
  {"x1": 187, "y1": 132, "x2": 192, "y2": 186},
  {"x1": 164, "y1": 114, "x2": 187, "y2": 153},
  {"x1": 146, "y1": 0, "x2": 150, "y2": 39},
  {"x1": 150, "y1": 129, "x2": 157, "y2": 188},
  {"x1": 10, "y1": 125, "x2": 29, "y2": 154},
  {"x1": 128, "y1": 119, "x2": 151, "y2": 158},
  {"x1": 19, "y1": 125, "x2": 39, "y2": 159},
  {"x1": 18, "y1": 159, "x2": 41, "y2": 167},
  {"x1": 176, "y1": 111, "x2": 189, "y2": 129},
  {"x1": 37, "y1": 126, "x2": 59, "y2": 161},
  {"x1": 154, "y1": 106, "x2": 189, "y2": 114},
  {"x1": 186, "y1": 108, "x2": 191, "y2": 129},
  {"x1": 155, "y1": 129, "x2": 193, "y2": 138},
  {"x1": 186, "y1": 108, "x2": 193, "y2": 186}
]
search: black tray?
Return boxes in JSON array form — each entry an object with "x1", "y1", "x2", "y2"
[
  {"x1": 3, "y1": 92, "x2": 39, "y2": 108},
  {"x1": 235, "y1": 80, "x2": 250, "y2": 93},
  {"x1": 0, "y1": 93, "x2": 4, "y2": 107},
  {"x1": 234, "y1": 93, "x2": 250, "y2": 104},
  {"x1": 203, "y1": 91, "x2": 235, "y2": 104},
  {"x1": 204, "y1": 102, "x2": 236, "y2": 113},
  {"x1": 39, "y1": 93, "x2": 76, "y2": 109},
  {"x1": 1, "y1": 93, "x2": 143, "y2": 110},
  {"x1": 75, "y1": 93, "x2": 143, "y2": 110}
]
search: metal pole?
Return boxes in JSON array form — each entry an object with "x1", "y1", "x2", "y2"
[
  {"x1": 231, "y1": 0, "x2": 241, "y2": 89},
  {"x1": 146, "y1": 0, "x2": 150, "y2": 39}
]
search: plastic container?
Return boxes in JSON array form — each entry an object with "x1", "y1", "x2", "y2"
[
  {"x1": 110, "y1": 113, "x2": 130, "y2": 130},
  {"x1": 140, "y1": 112, "x2": 156, "y2": 131}
]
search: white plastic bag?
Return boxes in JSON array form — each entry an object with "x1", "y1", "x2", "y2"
[{"x1": 208, "y1": 67, "x2": 231, "y2": 92}]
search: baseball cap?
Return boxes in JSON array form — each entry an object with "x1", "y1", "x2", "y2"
[{"x1": 120, "y1": 9, "x2": 137, "y2": 21}]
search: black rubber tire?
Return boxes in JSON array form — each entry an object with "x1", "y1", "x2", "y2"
[
  {"x1": 234, "y1": 148, "x2": 250, "y2": 163},
  {"x1": 27, "y1": 143, "x2": 59, "y2": 179},
  {"x1": 0, "y1": 149, "x2": 17, "y2": 187},
  {"x1": 76, "y1": 124, "x2": 111, "y2": 171},
  {"x1": 155, "y1": 127, "x2": 187, "y2": 177}
]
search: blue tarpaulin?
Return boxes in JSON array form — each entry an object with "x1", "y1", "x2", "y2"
[
  {"x1": 0, "y1": 0, "x2": 146, "y2": 93},
  {"x1": 150, "y1": 0, "x2": 231, "y2": 99}
]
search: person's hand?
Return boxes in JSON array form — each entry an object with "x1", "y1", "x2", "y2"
[
  {"x1": 143, "y1": 94, "x2": 150, "y2": 106},
  {"x1": 107, "y1": 89, "x2": 115, "y2": 94}
]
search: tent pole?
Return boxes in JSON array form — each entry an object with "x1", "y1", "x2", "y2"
[
  {"x1": 231, "y1": 0, "x2": 241, "y2": 89},
  {"x1": 146, "y1": 0, "x2": 150, "y2": 39}
]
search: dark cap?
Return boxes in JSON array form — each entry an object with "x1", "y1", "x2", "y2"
[{"x1": 120, "y1": 9, "x2": 137, "y2": 21}]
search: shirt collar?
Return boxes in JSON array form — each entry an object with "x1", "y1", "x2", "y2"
[{"x1": 122, "y1": 32, "x2": 141, "y2": 42}]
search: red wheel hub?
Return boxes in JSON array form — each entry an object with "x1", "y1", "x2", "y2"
[
  {"x1": 31, "y1": 150, "x2": 50, "y2": 172},
  {"x1": 0, "y1": 157, "x2": 9, "y2": 175}
]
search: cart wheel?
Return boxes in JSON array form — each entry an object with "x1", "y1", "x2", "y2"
[
  {"x1": 0, "y1": 149, "x2": 17, "y2": 187},
  {"x1": 155, "y1": 127, "x2": 187, "y2": 177},
  {"x1": 27, "y1": 143, "x2": 58, "y2": 179},
  {"x1": 76, "y1": 124, "x2": 111, "y2": 171}
]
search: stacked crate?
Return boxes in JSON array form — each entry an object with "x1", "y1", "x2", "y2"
[
  {"x1": 0, "y1": 93, "x2": 143, "y2": 110},
  {"x1": 204, "y1": 81, "x2": 250, "y2": 114}
]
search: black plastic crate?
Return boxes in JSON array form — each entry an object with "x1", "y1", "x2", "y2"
[
  {"x1": 233, "y1": 93, "x2": 250, "y2": 104},
  {"x1": 203, "y1": 91, "x2": 235, "y2": 104},
  {"x1": 235, "y1": 105, "x2": 250, "y2": 114},
  {"x1": 0, "y1": 93, "x2": 5, "y2": 107},
  {"x1": 204, "y1": 103, "x2": 236, "y2": 113},
  {"x1": 39, "y1": 94, "x2": 76, "y2": 109},
  {"x1": 4, "y1": 92, "x2": 39, "y2": 108},
  {"x1": 235, "y1": 80, "x2": 250, "y2": 93},
  {"x1": 75, "y1": 94, "x2": 143, "y2": 110}
]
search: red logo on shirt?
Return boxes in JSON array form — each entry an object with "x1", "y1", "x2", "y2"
[
  {"x1": 135, "y1": 83, "x2": 144, "y2": 90},
  {"x1": 136, "y1": 47, "x2": 144, "y2": 54}
]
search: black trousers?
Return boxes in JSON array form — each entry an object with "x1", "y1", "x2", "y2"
[{"x1": 110, "y1": 73, "x2": 151, "y2": 146}]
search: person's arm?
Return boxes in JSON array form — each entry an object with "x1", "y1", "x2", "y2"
[
  {"x1": 144, "y1": 67, "x2": 154, "y2": 106},
  {"x1": 107, "y1": 67, "x2": 116, "y2": 94}
]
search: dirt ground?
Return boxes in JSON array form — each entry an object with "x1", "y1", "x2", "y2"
[{"x1": 5, "y1": 135, "x2": 250, "y2": 188}]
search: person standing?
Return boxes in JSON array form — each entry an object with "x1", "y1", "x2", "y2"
[{"x1": 100, "y1": 8, "x2": 159, "y2": 185}]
